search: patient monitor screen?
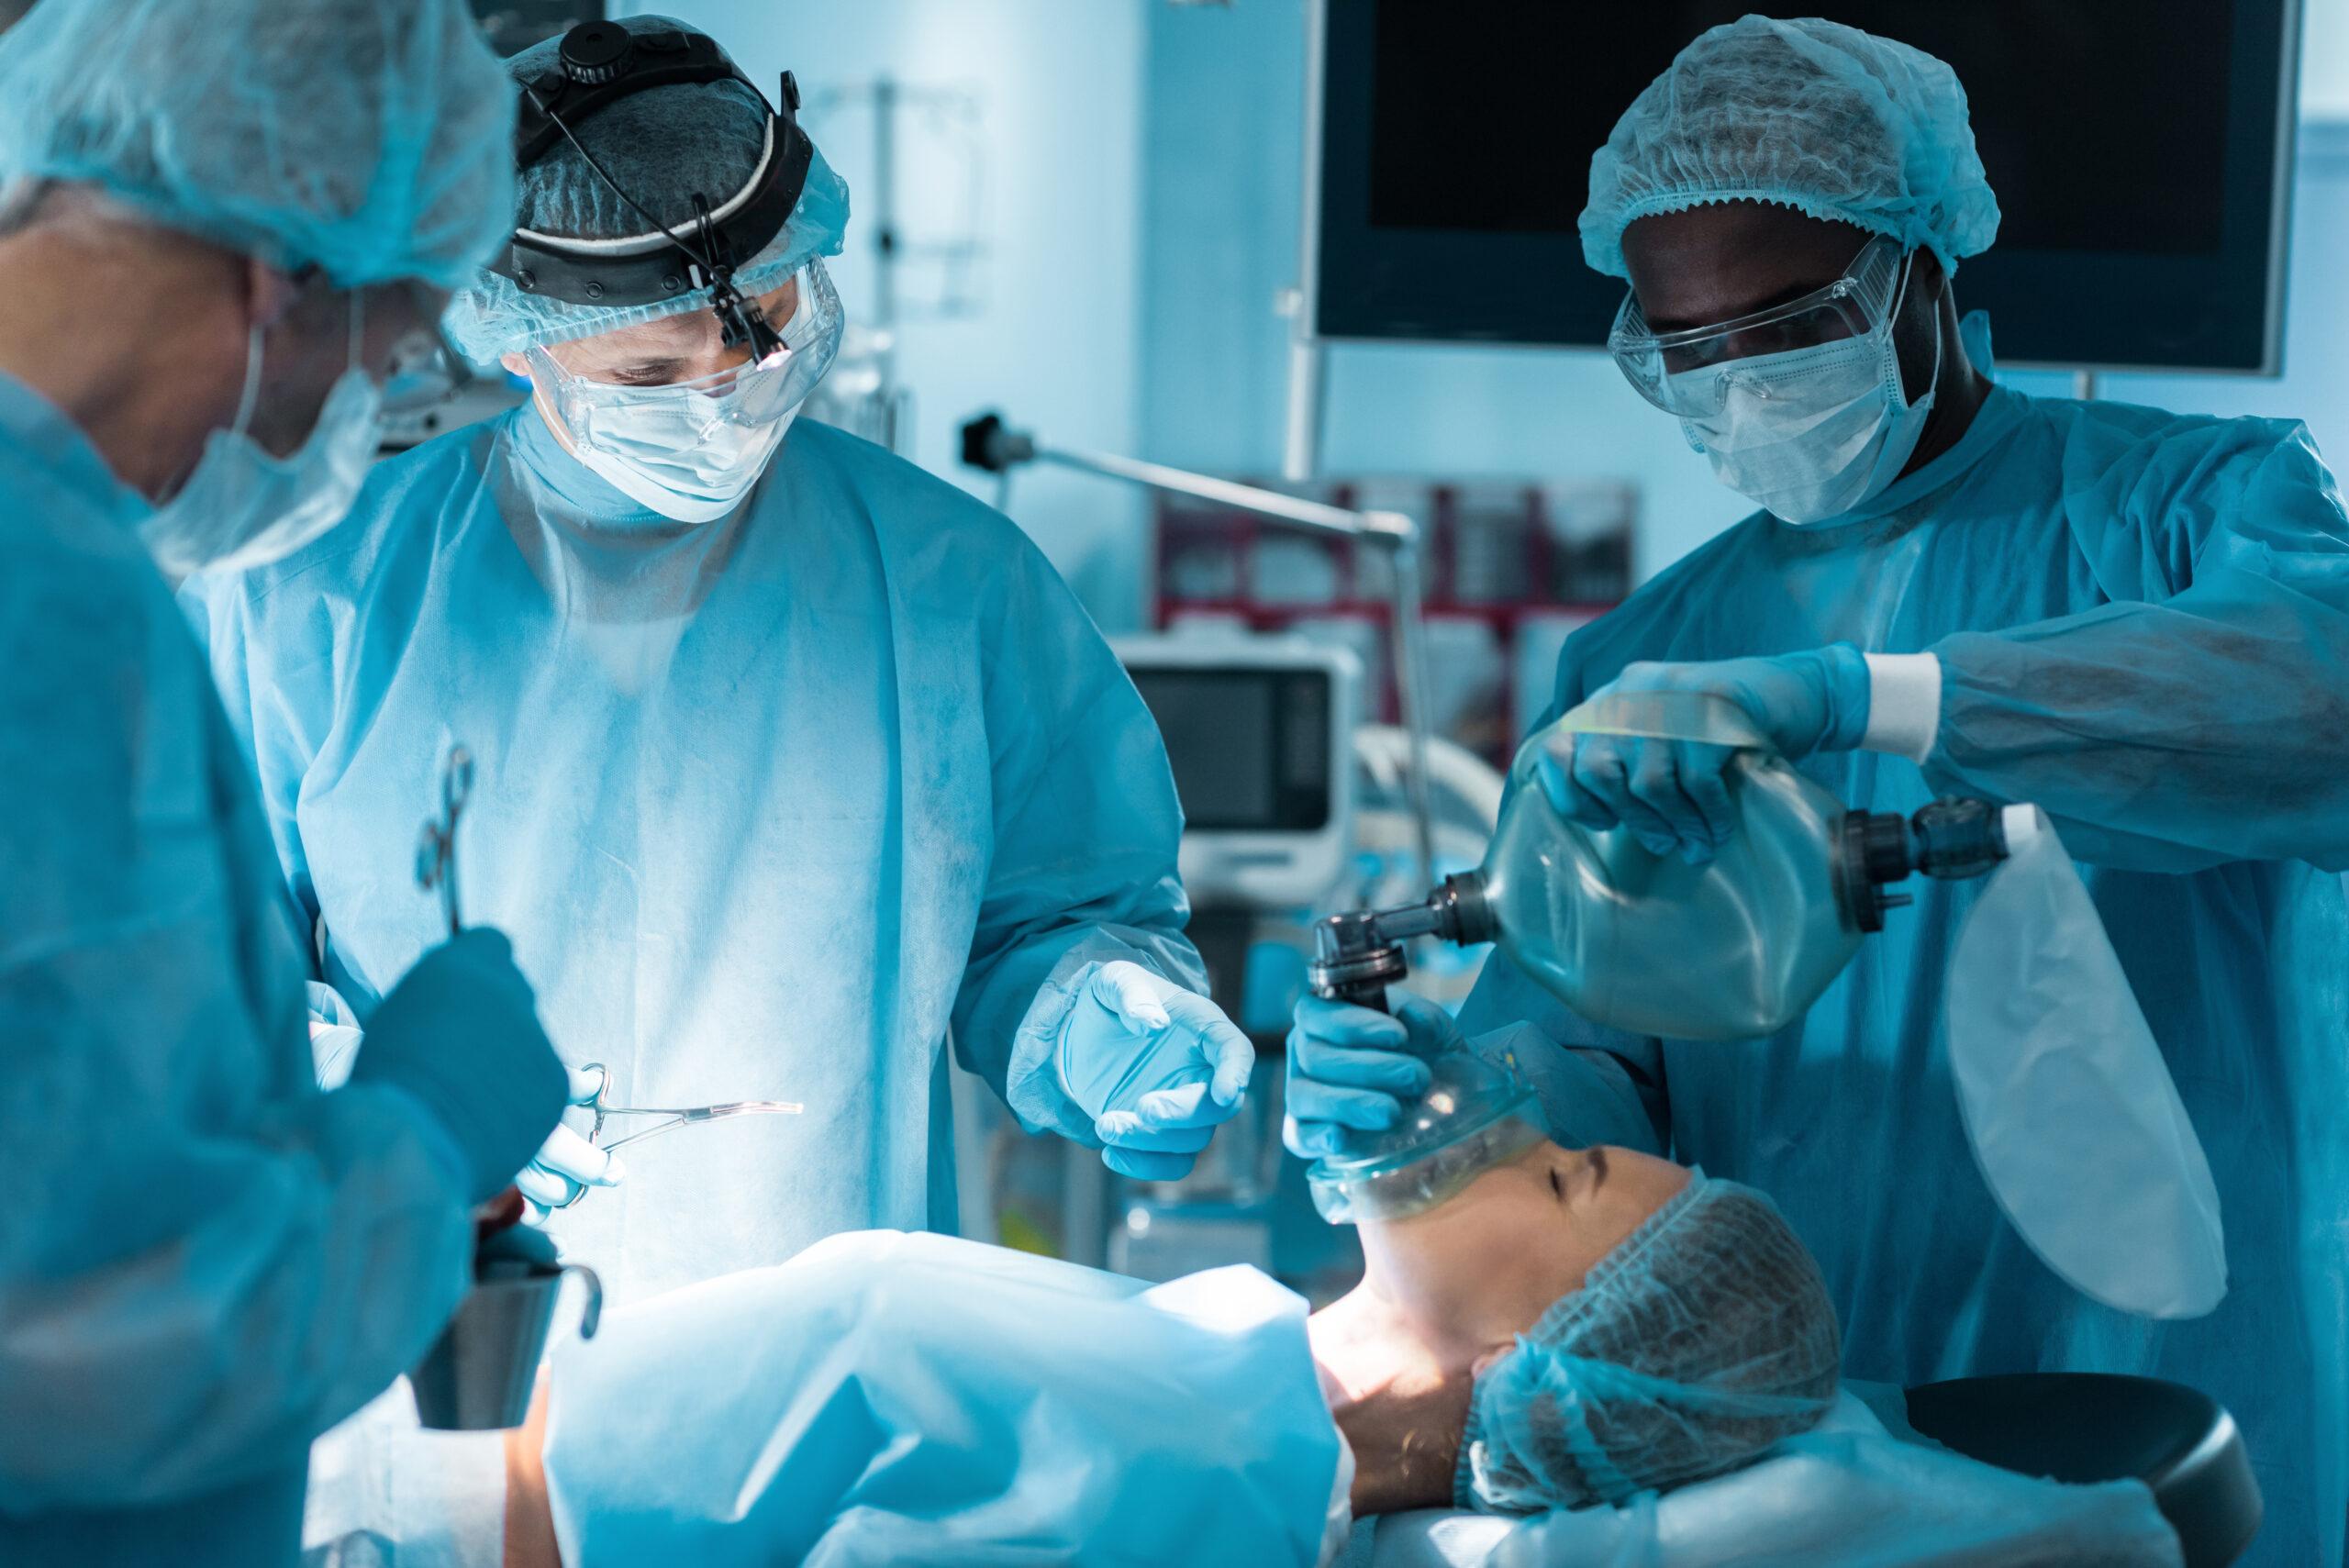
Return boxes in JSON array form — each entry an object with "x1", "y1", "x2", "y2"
[{"x1": 1130, "y1": 667, "x2": 1333, "y2": 834}]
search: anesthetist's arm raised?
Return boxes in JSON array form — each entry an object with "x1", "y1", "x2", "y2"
[
  {"x1": 949, "y1": 531, "x2": 1251, "y2": 1180},
  {"x1": 1551, "y1": 425, "x2": 2349, "y2": 874},
  {"x1": 1912, "y1": 425, "x2": 2349, "y2": 872}
]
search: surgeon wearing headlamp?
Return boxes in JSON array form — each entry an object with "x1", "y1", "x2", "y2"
[
  {"x1": 185, "y1": 14, "x2": 1253, "y2": 1315},
  {"x1": 1286, "y1": 18, "x2": 2349, "y2": 1567}
]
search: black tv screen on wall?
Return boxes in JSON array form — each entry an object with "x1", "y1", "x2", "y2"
[{"x1": 1312, "y1": 0, "x2": 2299, "y2": 373}]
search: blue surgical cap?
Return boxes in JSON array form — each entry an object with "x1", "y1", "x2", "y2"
[
  {"x1": 0, "y1": 0, "x2": 516, "y2": 291},
  {"x1": 441, "y1": 15, "x2": 850, "y2": 360},
  {"x1": 1579, "y1": 16, "x2": 2001, "y2": 280},
  {"x1": 1458, "y1": 1173, "x2": 1842, "y2": 1513}
]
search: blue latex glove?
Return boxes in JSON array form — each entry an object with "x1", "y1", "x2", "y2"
[
  {"x1": 1053, "y1": 961, "x2": 1255, "y2": 1181},
  {"x1": 1536, "y1": 644, "x2": 1870, "y2": 864},
  {"x1": 351, "y1": 928, "x2": 569, "y2": 1204},
  {"x1": 1284, "y1": 991, "x2": 1464, "y2": 1159},
  {"x1": 516, "y1": 1064, "x2": 625, "y2": 1224}
]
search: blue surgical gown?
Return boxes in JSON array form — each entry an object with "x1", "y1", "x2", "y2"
[
  {"x1": 183, "y1": 406, "x2": 1207, "y2": 1307},
  {"x1": 0, "y1": 374, "x2": 476, "y2": 1566},
  {"x1": 1464, "y1": 359, "x2": 2349, "y2": 1568}
]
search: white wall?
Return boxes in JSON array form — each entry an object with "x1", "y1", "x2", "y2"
[
  {"x1": 622, "y1": 0, "x2": 1151, "y2": 623},
  {"x1": 2304, "y1": 0, "x2": 2349, "y2": 118}
]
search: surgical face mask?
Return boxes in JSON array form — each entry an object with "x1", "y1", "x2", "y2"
[
  {"x1": 530, "y1": 261, "x2": 845, "y2": 524},
  {"x1": 140, "y1": 296, "x2": 384, "y2": 575},
  {"x1": 1667, "y1": 251, "x2": 1942, "y2": 526}
]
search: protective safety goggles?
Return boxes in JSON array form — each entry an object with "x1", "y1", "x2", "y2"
[
  {"x1": 1609, "y1": 238, "x2": 1909, "y2": 417},
  {"x1": 524, "y1": 261, "x2": 841, "y2": 456}
]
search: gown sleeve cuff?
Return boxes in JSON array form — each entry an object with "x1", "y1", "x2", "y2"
[{"x1": 1861, "y1": 652, "x2": 1943, "y2": 763}]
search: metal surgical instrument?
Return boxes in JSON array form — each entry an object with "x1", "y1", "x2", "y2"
[
  {"x1": 570, "y1": 1059, "x2": 803, "y2": 1154},
  {"x1": 416, "y1": 744, "x2": 475, "y2": 937}
]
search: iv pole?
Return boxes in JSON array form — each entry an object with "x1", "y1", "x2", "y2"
[{"x1": 959, "y1": 413, "x2": 1440, "y2": 884}]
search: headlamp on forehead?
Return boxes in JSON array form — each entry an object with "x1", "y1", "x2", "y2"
[{"x1": 487, "y1": 21, "x2": 814, "y2": 365}]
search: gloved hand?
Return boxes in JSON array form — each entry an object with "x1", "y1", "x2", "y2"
[
  {"x1": 515, "y1": 1064, "x2": 624, "y2": 1224},
  {"x1": 1537, "y1": 644, "x2": 1870, "y2": 864},
  {"x1": 308, "y1": 1017, "x2": 364, "y2": 1084},
  {"x1": 306, "y1": 980, "x2": 364, "y2": 1084},
  {"x1": 1053, "y1": 961, "x2": 1255, "y2": 1182},
  {"x1": 351, "y1": 929, "x2": 568, "y2": 1205},
  {"x1": 1285, "y1": 991, "x2": 1464, "y2": 1159}
]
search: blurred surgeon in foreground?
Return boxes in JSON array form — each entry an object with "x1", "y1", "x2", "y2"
[
  {"x1": 0, "y1": 2, "x2": 570, "y2": 1565},
  {"x1": 186, "y1": 11, "x2": 1252, "y2": 1316},
  {"x1": 1286, "y1": 19, "x2": 2349, "y2": 1565}
]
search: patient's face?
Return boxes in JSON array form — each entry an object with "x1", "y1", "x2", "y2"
[{"x1": 1357, "y1": 1142, "x2": 1690, "y2": 1369}]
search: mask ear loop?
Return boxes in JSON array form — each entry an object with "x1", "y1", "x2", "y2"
[
  {"x1": 227, "y1": 322, "x2": 266, "y2": 439},
  {"x1": 236, "y1": 266, "x2": 364, "y2": 439},
  {"x1": 1915, "y1": 281, "x2": 1946, "y2": 413},
  {"x1": 1888, "y1": 249, "x2": 1945, "y2": 416}
]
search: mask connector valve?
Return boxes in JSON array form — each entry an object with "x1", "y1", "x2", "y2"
[
  {"x1": 1307, "y1": 873, "x2": 1500, "y2": 1012},
  {"x1": 1308, "y1": 910, "x2": 1410, "y2": 1012},
  {"x1": 1839, "y1": 796, "x2": 2012, "y2": 932}
]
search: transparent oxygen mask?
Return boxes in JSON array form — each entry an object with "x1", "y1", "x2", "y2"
[{"x1": 1307, "y1": 1050, "x2": 1550, "y2": 1225}]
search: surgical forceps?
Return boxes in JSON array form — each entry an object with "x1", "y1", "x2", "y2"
[
  {"x1": 570, "y1": 1061, "x2": 804, "y2": 1152},
  {"x1": 416, "y1": 745, "x2": 474, "y2": 937}
]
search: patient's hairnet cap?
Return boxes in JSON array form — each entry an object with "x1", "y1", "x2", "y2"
[
  {"x1": 1458, "y1": 1173, "x2": 1842, "y2": 1513},
  {"x1": 1579, "y1": 16, "x2": 2000, "y2": 280},
  {"x1": 442, "y1": 14, "x2": 851, "y2": 361},
  {"x1": 0, "y1": 0, "x2": 516, "y2": 291}
]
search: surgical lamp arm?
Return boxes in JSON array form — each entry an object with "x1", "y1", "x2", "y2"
[{"x1": 961, "y1": 413, "x2": 1438, "y2": 882}]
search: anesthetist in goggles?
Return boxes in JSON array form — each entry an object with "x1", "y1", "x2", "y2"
[
  {"x1": 1297, "y1": 15, "x2": 2349, "y2": 1568},
  {"x1": 1288, "y1": 18, "x2": 2349, "y2": 1568},
  {"x1": 183, "y1": 15, "x2": 1253, "y2": 1318}
]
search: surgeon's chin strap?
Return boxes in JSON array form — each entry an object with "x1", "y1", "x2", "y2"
[{"x1": 1861, "y1": 652, "x2": 1943, "y2": 762}]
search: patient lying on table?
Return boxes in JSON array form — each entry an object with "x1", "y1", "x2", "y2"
[{"x1": 498, "y1": 1143, "x2": 1840, "y2": 1567}]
